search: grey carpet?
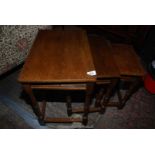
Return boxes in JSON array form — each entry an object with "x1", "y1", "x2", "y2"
[{"x1": 0, "y1": 100, "x2": 32, "y2": 129}]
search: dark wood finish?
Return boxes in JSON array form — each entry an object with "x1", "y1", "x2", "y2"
[
  {"x1": 111, "y1": 44, "x2": 145, "y2": 76},
  {"x1": 122, "y1": 78, "x2": 141, "y2": 104},
  {"x1": 111, "y1": 44, "x2": 145, "y2": 107},
  {"x1": 96, "y1": 80, "x2": 111, "y2": 85},
  {"x1": 66, "y1": 96, "x2": 72, "y2": 116},
  {"x1": 44, "y1": 117, "x2": 82, "y2": 123},
  {"x1": 95, "y1": 88, "x2": 105, "y2": 107},
  {"x1": 101, "y1": 79, "x2": 119, "y2": 108},
  {"x1": 31, "y1": 84, "x2": 86, "y2": 90},
  {"x1": 73, "y1": 107, "x2": 101, "y2": 113},
  {"x1": 40, "y1": 100, "x2": 46, "y2": 120},
  {"x1": 23, "y1": 84, "x2": 44, "y2": 124},
  {"x1": 19, "y1": 30, "x2": 95, "y2": 83},
  {"x1": 118, "y1": 77, "x2": 142, "y2": 109},
  {"x1": 88, "y1": 36, "x2": 120, "y2": 78},
  {"x1": 88, "y1": 36, "x2": 120, "y2": 111},
  {"x1": 117, "y1": 88, "x2": 123, "y2": 108},
  {"x1": 19, "y1": 30, "x2": 96, "y2": 125},
  {"x1": 83, "y1": 83, "x2": 95, "y2": 125}
]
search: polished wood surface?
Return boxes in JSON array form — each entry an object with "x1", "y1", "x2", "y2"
[
  {"x1": 111, "y1": 44, "x2": 145, "y2": 76},
  {"x1": 44, "y1": 117, "x2": 82, "y2": 123},
  {"x1": 111, "y1": 44, "x2": 144, "y2": 109},
  {"x1": 88, "y1": 36, "x2": 120, "y2": 78},
  {"x1": 19, "y1": 30, "x2": 96, "y2": 125},
  {"x1": 19, "y1": 30, "x2": 95, "y2": 83},
  {"x1": 88, "y1": 36, "x2": 120, "y2": 112}
]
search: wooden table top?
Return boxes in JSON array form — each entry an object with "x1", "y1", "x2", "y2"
[
  {"x1": 18, "y1": 30, "x2": 96, "y2": 83},
  {"x1": 88, "y1": 36, "x2": 120, "y2": 79},
  {"x1": 111, "y1": 44, "x2": 145, "y2": 76}
]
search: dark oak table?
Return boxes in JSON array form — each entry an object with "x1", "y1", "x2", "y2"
[
  {"x1": 88, "y1": 36, "x2": 120, "y2": 110},
  {"x1": 111, "y1": 44, "x2": 145, "y2": 108},
  {"x1": 18, "y1": 30, "x2": 96, "y2": 125}
]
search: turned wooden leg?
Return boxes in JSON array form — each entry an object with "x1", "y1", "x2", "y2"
[
  {"x1": 117, "y1": 88, "x2": 123, "y2": 109},
  {"x1": 23, "y1": 84, "x2": 45, "y2": 125},
  {"x1": 66, "y1": 95, "x2": 72, "y2": 116},
  {"x1": 95, "y1": 88, "x2": 105, "y2": 107},
  {"x1": 101, "y1": 79, "x2": 118, "y2": 111},
  {"x1": 40, "y1": 100, "x2": 46, "y2": 120},
  {"x1": 118, "y1": 77, "x2": 141, "y2": 109},
  {"x1": 82, "y1": 83, "x2": 94, "y2": 125},
  {"x1": 117, "y1": 77, "x2": 142, "y2": 109}
]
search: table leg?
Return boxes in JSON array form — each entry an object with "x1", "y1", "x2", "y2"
[
  {"x1": 101, "y1": 79, "x2": 118, "y2": 111},
  {"x1": 118, "y1": 77, "x2": 142, "y2": 109},
  {"x1": 23, "y1": 84, "x2": 45, "y2": 125},
  {"x1": 82, "y1": 83, "x2": 94, "y2": 125},
  {"x1": 66, "y1": 95, "x2": 72, "y2": 116},
  {"x1": 95, "y1": 88, "x2": 105, "y2": 107}
]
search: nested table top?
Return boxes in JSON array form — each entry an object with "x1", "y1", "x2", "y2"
[
  {"x1": 111, "y1": 44, "x2": 145, "y2": 76},
  {"x1": 88, "y1": 36, "x2": 120, "y2": 79},
  {"x1": 18, "y1": 30, "x2": 96, "y2": 83}
]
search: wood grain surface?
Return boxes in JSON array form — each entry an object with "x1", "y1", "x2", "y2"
[
  {"x1": 111, "y1": 44, "x2": 145, "y2": 76},
  {"x1": 88, "y1": 36, "x2": 120, "y2": 78},
  {"x1": 18, "y1": 30, "x2": 96, "y2": 83}
]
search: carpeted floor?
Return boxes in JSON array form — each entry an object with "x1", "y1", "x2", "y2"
[
  {"x1": 0, "y1": 101, "x2": 32, "y2": 129},
  {"x1": 0, "y1": 69, "x2": 155, "y2": 129},
  {"x1": 95, "y1": 88, "x2": 155, "y2": 128}
]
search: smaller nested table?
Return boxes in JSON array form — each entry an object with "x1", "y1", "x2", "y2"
[
  {"x1": 88, "y1": 36, "x2": 120, "y2": 111},
  {"x1": 18, "y1": 30, "x2": 96, "y2": 125},
  {"x1": 111, "y1": 44, "x2": 145, "y2": 108}
]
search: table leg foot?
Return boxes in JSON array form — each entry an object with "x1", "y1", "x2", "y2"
[
  {"x1": 117, "y1": 105, "x2": 124, "y2": 110},
  {"x1": 67, "y1": 110, "x2": 72, "y2": 117},
  {"x1": 82, "y1": 116, "x2": 88, "y2": 125},
  {"x1": 100, "y1": 107, "x2": 106, "y2": 114}
]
